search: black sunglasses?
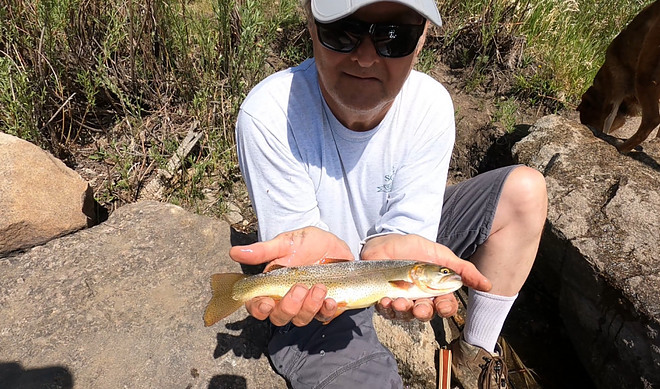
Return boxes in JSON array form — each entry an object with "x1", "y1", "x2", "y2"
[{"x1": 314, "y1": 18, "x2": 426, "y2": 58}]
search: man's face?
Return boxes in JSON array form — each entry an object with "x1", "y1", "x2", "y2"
[{"x1": 310, "y1": 2, "x2": 428, "y2": 126}]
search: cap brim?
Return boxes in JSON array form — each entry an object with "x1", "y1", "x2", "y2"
[{"x1": 312, "y1": 0, "x2": 442, "y2": 27}]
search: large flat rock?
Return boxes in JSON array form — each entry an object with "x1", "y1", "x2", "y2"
[
  {"x1": 0, "y1": 200, "x2": 441, "y2": 388},
  {"x1": 0, "y1": 201, "x2": 286, "y2": 388},
  {"x1": 512, "y1": 115, "x2": 660, "y2": 389}
]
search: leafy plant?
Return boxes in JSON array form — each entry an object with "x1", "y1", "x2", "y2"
[{"x1": 493, "y1": 97, "x2": 519, "y2": 133}]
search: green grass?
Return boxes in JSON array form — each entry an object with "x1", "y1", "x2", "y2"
[
  {"x1": 416, "y1": 46, "x2": 440, "y2": 74},
  {"x1": 0, "y1": 0, "x2": 655, "y2": 214},
  {"x1": 518, "y1": 0, "x2": 650, "y2": 104},
  {"x1": 437, "y1": 0, "x2": 653, "y2": 105},
  {"x1": 493, "y1": 97, "x2": 520, "y2": 133}
]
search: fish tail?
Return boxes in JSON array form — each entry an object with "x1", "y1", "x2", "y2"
[{"x1": 203, "y1": 273, "x2": 247, "y2": 327}]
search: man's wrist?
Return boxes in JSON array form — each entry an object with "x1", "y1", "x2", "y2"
[{"x1": 359, "y1": 231, "x2": 406, "y2": 257}]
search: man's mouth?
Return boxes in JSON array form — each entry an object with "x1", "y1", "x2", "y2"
[{"x1": 345, "y1": 72, "x2": 379, "y2": 82}]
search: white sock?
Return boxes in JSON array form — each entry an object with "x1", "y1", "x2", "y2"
[{"x1": 463, "y1": 289, "x2": 518, "y2": 353}]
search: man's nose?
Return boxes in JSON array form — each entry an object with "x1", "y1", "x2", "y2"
[{"x1": 351, "y1": 35, "x2": 380, "y2": 67}]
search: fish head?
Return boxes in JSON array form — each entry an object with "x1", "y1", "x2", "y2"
[{"x1": 411, "y1": 263, "x2": 463, "y2": 295}]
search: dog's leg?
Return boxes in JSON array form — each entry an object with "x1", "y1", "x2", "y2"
[
  {"x1": 603, "y1": 99, "x2": 623, "y2": 134},
  {"x1": 650, "y1": 21, "x2": 660, "y2": 140},
  {"x1": 618, "y1": 20, "x2": 660, "y2": 152},
  {"x1": 619, "y1": 101, "x2": 660, "y2": 152}
]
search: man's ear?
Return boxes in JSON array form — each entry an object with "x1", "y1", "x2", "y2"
[
  {"x1": 307, "y1": 17, "x2": 315, "y2": 38},
  {"x1": 414, "y1": 21, "x2": 430, "y2": 57}
]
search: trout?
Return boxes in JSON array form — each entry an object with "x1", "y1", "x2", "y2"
[{"x1": 203, "y1": 259, "x2": 463, "y2": 326}]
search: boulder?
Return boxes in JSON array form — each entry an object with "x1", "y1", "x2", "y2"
[
  {"x1": 373, "y1": 315, "x2": 438, "y2": 389},
  {"x1": 512, "y1": 115, "x2": 660, "y2": 389},
  {"x1": 0, "y1": 133, "x2": 97, "y2": 255}
]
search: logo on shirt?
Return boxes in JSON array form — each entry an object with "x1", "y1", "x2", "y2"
[{"x1": 377, "y1": 168, "x2": 396, "y2": 193}]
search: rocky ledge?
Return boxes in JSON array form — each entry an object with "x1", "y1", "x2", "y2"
[{"x1": 513, "y1": 115, "x2": 660, "y2": 389}]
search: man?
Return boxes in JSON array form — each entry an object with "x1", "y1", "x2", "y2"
[{"x1": 231, "y1": 0, "x2": 548, "y2": 387}]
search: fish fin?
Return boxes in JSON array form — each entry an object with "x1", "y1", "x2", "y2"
[
  {"x1": 203, "y1": 273, "x2": 247, "y2": 327},
  {"x1": 264, "y1": 257, "x2": 351, "y2": 272},
  {"x1": 388, "y1": 280, "x2": 414, "y2": 290},
  {"x1": 321, "y1": 303, "x2": 348, "y2": 325},
  {"x1": 264, "y1": 263, "x2": 285, "y2": 272},
  {"x1": 318, "y1": 257, "x2": 352, "y2": 264}
]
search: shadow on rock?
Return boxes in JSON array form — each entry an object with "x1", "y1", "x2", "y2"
[
  {"x1": 587, "y1": 126, "x2": 660, "y2": 172},
  {"x1": 213, "y1": 316, "x2": 271, "y2": 359},
  {"x1": 627, "y1": 149, "x2": 660, "y2": 171},
  {"x1": 208, "y1": 374, "x2": 247, "y2": 389},
  {"x1": 0, "y1": 362, "x2": 73, "y2": 389},
  {"x1": 480, "y1": 124, "x2": 532, "y2": 172}
]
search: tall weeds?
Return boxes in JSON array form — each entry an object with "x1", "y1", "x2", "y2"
[
  {"x1": 0, "y1": 0, "x2": 654, "y2": 211},
  {"x1": 437, "y1": 0, "x2": 653, "y2": 105},
  {"x1": 1, "y1": 0, "x2": 305, "y2": 210}
]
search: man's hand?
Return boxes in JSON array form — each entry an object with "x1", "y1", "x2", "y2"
[
  {"x1": 229, "y1": 226, "x2": 354, "y2": 326},
  {"x1": 361, "y1": 233, "x2": 491, "y2": 321}
]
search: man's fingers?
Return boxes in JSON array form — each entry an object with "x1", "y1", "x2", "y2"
[
  {"x1": 391, "y1": 297, "x2": 414, "y2": 321},
  {"x1": 441, "y1": 257, "x2": 492, "y2": 292},
  {"x1": 412, "y1": 299, "x2": 435, "y2": 321},
  {"x1": 424, "y1": 243, "x2": 490, "y2": 291},
  {"x1": 246, "y1": 285, "x2": 338, "y2": 326},
  {"x1": 434, "y1": 294, "x2": 459, "y2": 317},
  {"x1": 245, "y1": 297, "x2": 275, "y2": 321},
  {"x1": 376, "y1": 297, "x2": 395, "y2": 319},
  {"x1": 291, "y1": 284, "x2": 327, "y2": 326},
  {"x1": 229, "y1": 235, "x2": 294, "y2": 266},
  {"x1": 229, "y1": 243, "x2": 271, "y2": 265},
  {"x1": 380, "y1": 297, "x2": 433, "y2": 321},
  {"x1": 268, "y1": 284, "x2": 308, "y2": 326},
  {"x1": 378, "y1": 295, "x2": 457, "y2": 322},
  {"x1": 315, "y1": 298, "x2": 338, "y2": 322}
]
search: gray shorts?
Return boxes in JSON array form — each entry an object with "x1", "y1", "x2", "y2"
[
  {"x1": 438, "y1": 165, "x2": 519, "y2": 259},
  {"x1": 268, "y1": 165, "x2": 519, "y2": 389}
]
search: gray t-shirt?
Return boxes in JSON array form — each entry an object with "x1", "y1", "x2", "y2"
[{"x1": 236, "y1": 58, "x2": 455, "y2": 259}]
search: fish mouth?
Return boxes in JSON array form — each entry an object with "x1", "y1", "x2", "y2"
[
  {"x1": 448, "y1": 274, "x2": 462, "y2": 283},
  {"x1": 435, "y1": 275, "x2": 463, "y2": 291}
]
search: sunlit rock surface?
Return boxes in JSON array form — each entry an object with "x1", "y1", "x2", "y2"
[{"x1": 513, "y1": 115, "x2": 660, "y2": 389}]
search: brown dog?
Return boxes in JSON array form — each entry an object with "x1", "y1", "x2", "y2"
[{"x1": 577, "y1": 0, "x2": 660, "y2": 153}]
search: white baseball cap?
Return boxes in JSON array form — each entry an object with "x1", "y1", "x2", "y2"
[{"x1": 311, "y1": 0, "x2": 442, "y2": 27}]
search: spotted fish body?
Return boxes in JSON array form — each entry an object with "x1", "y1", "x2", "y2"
[{"x1": 203, "y1": 259, "x2": 463, "y2": 327}]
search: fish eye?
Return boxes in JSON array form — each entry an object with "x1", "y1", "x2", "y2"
[{"x1": 440, "y1": 268, "x2": 449, "y2": 274}]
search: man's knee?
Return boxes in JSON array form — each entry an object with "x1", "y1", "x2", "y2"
[{"x1": 502, "y1": 166, "x2": 547, "y2": 220}]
